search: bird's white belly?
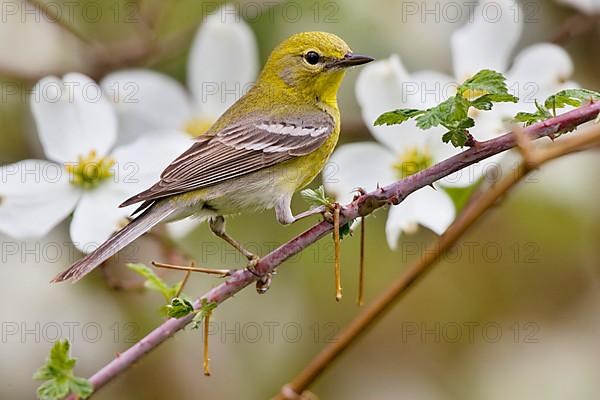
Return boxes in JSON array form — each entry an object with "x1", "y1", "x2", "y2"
[{"x1": 171, "y1": 166, "x2": 300, "y2": 218}]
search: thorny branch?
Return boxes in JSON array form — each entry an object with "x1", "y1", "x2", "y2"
[
  {"x1": 275, "y1": 118, "x2": 600, "y2": 400},
  {"x1": 64, "y1": 101, "x2": 600, "y2": 398}
]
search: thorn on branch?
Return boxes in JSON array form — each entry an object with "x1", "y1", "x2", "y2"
[
  {"x1": 464, "y1": 132, "x2": 480, "y2": 147},
  {"x1": 353, "y1": 187, "x2": 368, "y2": 197}
]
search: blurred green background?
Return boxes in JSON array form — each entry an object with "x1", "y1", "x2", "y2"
[{"x1": 1, "y1": 0, "x2": 599, "y2": 399}]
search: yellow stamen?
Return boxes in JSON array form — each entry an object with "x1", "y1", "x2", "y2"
[
  {"x1": 65, "y1": 150, "x2": 115, "y2": 189},
  {"x1": 393, "y1": 147, "x2": 433, "y2": 179}
]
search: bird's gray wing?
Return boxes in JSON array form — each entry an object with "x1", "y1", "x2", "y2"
[{"x1": 120, "y1": 112, "x2": 334, "y2": 207}]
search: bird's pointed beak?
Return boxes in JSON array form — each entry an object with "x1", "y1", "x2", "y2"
[{"x1": 330, "y1": 53, "x2": 375, "y2": 69}]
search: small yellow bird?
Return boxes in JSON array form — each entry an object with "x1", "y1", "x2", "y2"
[{"x1": 53, "y1": 31, "x2": 373, "y2": 283}]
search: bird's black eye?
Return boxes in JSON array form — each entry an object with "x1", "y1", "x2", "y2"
[{"x1": 304, "y1": 51, "x2": 320, "y2": 65}]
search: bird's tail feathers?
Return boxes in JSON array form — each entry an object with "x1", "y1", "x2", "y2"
[{"x1": 52, "y1": 201, "x2": 176, "y2": 283}]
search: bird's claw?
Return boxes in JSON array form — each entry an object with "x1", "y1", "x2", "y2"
[
  {"x1": 245, "y1": 256, "x2": 272, "y2": 294},
  {"x1": 255, "y1": 273, "x2": 273, "y2": 294}
]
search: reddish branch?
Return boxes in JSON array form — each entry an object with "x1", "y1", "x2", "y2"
[{"x1": 72, "y1": 101, "x2": 600, "y2": 398}]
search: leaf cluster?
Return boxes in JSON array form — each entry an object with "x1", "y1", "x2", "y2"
[
  {"x1": 34, "y1": 340, "x2": 93, "y2": 400},
  {"x1": 514, "y1": 89, "x2": 600, "y2": 127},
  {"x1": 375, "y1": 70, "x2": 518, "y2": 147}
]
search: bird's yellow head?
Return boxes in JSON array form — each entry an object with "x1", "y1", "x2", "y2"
[{"x1": 257, "y1": 32, "x2": 374, "y2": 107}]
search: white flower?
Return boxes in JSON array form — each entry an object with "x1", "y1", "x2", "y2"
[
  {"x1": 0, "y1": 0, "x2": 89, "y2": 77},
  {"x1": 99, "y1": 5, "x2": 258, "y2": 238},
  {"x1": 326, "y1": 0, "x2": 577, "y2": 249},
  {"x1": 326, "y1": 58, "x2": 457, "y2": 250},
  {"x1": 99, "y1": 5, "x2": 258, "y2": 145},
  {"x1": 451, "y1": 0, "x2": 576, "y2": 139},
  {"x1": 556, "y1": 0, "x2": 600, "y2": 14},
  {"x1": 0, "y1": 73, "x2": 190, "y2": 252}
]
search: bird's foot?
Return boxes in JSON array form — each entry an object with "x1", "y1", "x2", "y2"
[{"x1": 245, "y1": 255, "x2": 272, "y2": 294}]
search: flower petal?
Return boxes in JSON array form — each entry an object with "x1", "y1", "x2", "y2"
[
  {"x1": 0, "y1": 1, "x2": 88, "y2": 77},
  {"x1": 451, "y1": 0, "x2": 522, "y2": 81},
  {"x1": 188, "y1": 6, "x2": 258, "y2": 120},
  {"x1": 356, "y1": 55, "x2": 431, "y2": 152},
  {"x1": 109, "y1": 131, "x2": 192, "y2": 196},
  {"x1": 408, "y1": 70, "x2": 457, "y2": 109},
  {"x1": 70, "y1": 132, "x2": 192, "y2": 252},
  {"x1": 101, "y1": 70, "x2": 193, "y2": 145},
  {"x1": 324, "y1": 142, "x2": 396, "y2": 204},
  {"x1": 385, "y1": 187, "x2": 455, "y2": 249},
  {"x1": 0, "y1": 160, "x2": 80, "y2": 238},
  {"x1": 70, "y1": 183, "x2": 134, "y2": 253},
  {"x1": 507, "y1": 44, "x2": 574, "y2": 101},
  {"x1": 31, "y1": 73, "x2": 117, "y2": 163}
]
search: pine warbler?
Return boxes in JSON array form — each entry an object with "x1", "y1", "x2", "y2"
[{"x1": 53, "y1": 31, "x2": 373, "y2": 283}]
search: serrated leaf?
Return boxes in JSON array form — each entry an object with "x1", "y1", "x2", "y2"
[
  {"x1": 415, "y1": 105, "x2": 444, "y2": 129},
  {"x1": 544, "y1": 88, "x2": 600, "y2": 110},
  {"x1": 514, "y1": 112, "x2": 542, "y2": 126},
  {"x1": 69, "y1": 377, "x2": 93, "y2": 399},
  {"x1": 458, "y1": 69, "x2": 510, "y2": 95},
  {"x1": 415, "y1": 111, "x2": 440, "y2": 129},
  {"x1": 166, "y1": 297, "x2": 195, "y2": 318},
  {"x1": 373, "y1": 69, "x2": 521, "y2": 148},
  {"x1": 471, "y1": 93, "x2": 518, "y2": 110},
  {"x1": 300, "y1": 185, "x2": 332, "y2": 208},
  {"x1": 34, "y1": 340, "x2": 92, "y2": 400},
  {"x1": 37, "y1": 379, "x2": 70, "y2": 400},
  {"x1": 374, "y1": 109, "x2": 425, "y2": 126},
  {"x1": 442, "y1": 130, "x2": 469, "y2": 147},
  {"x1": 514, "y1": 100, "x2": 552, "y2": 126},
  {"x1": 126, "y1": 263, "x2": 180, "y2": 302}
]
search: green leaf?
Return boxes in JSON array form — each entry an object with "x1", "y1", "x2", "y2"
[
  {"x1": 442, "y1": 130, "x2": 468, "y2": 147},
  {"x1": 442, "y1": 180, "x2": 482, "y2": 212},
  {"x1": 544, "y1": 88, "x2": 600, "y2": 110},
  {"x1": 415, "y1": 102, "x2": 447, "y2": 130},
  {"x1": 37, "y1": 380, "x2": 70, "y2": 400},
  {"x1": 339, "y1": 222, "x2": 352, "y2": 240},
  {"x1": 69, "y1": 377, "x2": 94, "y2": 399},
  {"x1": 126, "y1": 263, "x2": 180, "y2": 302},
  {"x1": 470, "y1": 93, "x2": 518, "y2": 110},
  {"x1": 372, "y1": 69, "x2": 521, "y2": 148},
  {"x1": 440, "y1": 117, "x2": 475, "y2": 147},
  {"x1": 34, "y1": 340, "x2": 93, "y2": 400},
  {"x1": 300, "y1": 185, "x2": 332, "y2": 208},
  {"x1": 374, "y1": 109, "x2": 424, "y2": 126},
  {"x1": 191, "y1": 299, "x2": 218, "y2": 330},
  {"x1": 514, "y1": 100, "x2": 552, "y2": 126},
  {"x1": 166, "y1": 297, "x2": 195, "y2": 318},
  {"x1": 458, "y1": 69, "x2": 510, "y2": 95}
]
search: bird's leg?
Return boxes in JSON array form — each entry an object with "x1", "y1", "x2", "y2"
[
  {"x1": 209, "y1": 216, "x2": 257, "y2": 262},
  {"x1": 208, "y1": 216, "x2": 271, "y2": 293},
  {"x1": 275, "y1": 194, "x2": 329, "y2": 225}
]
